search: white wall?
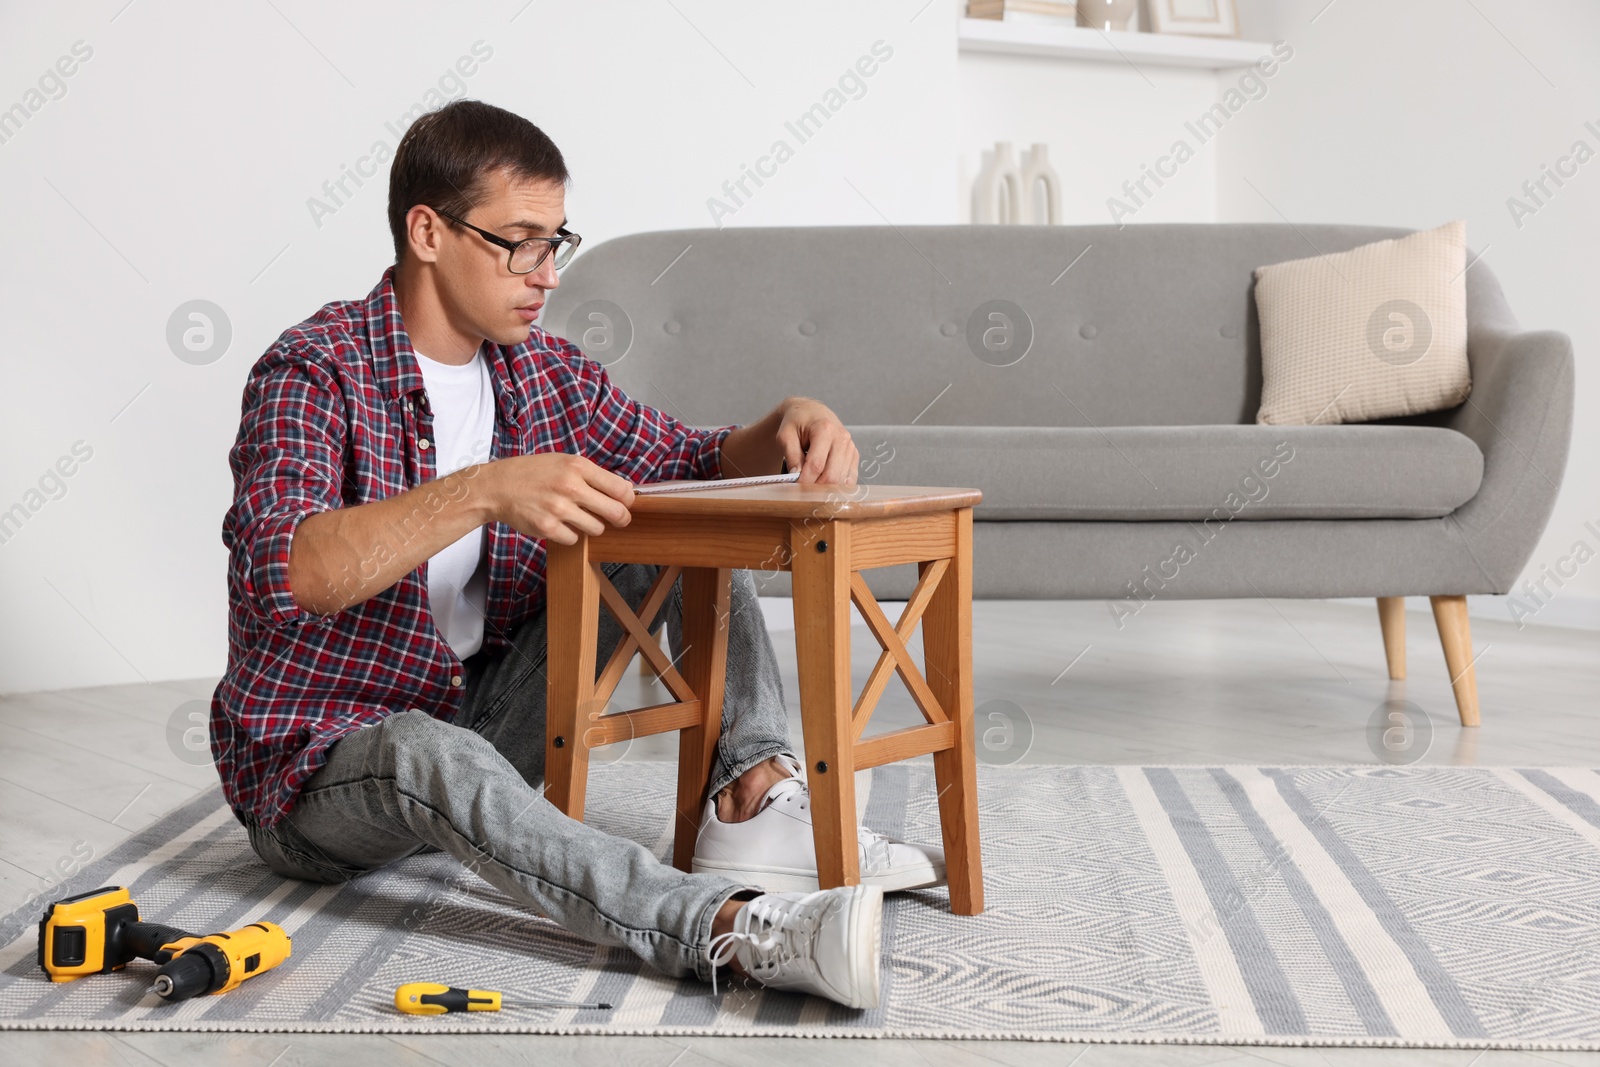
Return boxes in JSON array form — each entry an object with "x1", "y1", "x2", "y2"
[
  {"x1": 0, "y1": 1, "x2": 958, "y2": 693},
  {"x1": 957, "y1": 49, "x2": 1224, "y2": 224}
]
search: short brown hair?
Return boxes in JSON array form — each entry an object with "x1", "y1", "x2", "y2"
[{"x1": 387, "y1": 99, "x2": 569, "y2": 263}]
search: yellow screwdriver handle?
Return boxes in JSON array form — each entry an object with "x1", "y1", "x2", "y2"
[{"x1": 394, "y1": 982, "x2": 503, "y2": 1015}]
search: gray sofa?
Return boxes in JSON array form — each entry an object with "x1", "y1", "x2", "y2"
[{"x1": 543, "y1": 224, "x2": 1575, "y2": 726}]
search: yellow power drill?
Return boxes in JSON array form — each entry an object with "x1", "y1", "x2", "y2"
[{"x1": 37, "y1": 886, "x2": 291, "y2": 1001}]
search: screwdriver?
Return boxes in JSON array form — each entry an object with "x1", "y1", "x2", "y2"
[{"x1": 394, "y1": 981, "x2": 612, "y2": 1015}]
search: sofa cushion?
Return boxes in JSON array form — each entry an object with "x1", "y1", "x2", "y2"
[
  {"x1": 1253, "y1": 219, "x2": 1471, "y2": 425},
  {"x1": 848, "y1": 424, "x2": 1483, "y2": 521}
]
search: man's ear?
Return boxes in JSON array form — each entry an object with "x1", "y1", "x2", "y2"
[{"x1": 406, "y1": 204, "x2": 444, "y2": 265}]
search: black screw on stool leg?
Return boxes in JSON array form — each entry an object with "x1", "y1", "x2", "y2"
[
  {"x1": 816, "y1": 540, "x2": 828, "y2": 553},
  {"x1": 815, "y1": 760, "x2": 828, "y2": 773},
  {"x1": 554, "y1": 736, "x2": 565, "y2": 748}
]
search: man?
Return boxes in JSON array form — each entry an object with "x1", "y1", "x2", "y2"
[{"x1": 212, "y1": 99, "x2": 943, "y2": 1010}]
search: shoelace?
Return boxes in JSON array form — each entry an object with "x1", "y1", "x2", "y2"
[
  {"x1": 774, "y1": 753, "x2": 807, "y2": 780},
  {"x1": 704, "y1": 895, "x2": 823, "y2": 997},
  {"x1": 771, "y1": 767, "x2": 899, "y2": 873}
]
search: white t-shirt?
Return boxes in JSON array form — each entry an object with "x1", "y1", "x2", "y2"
[{"x1": 414, "y1": 346, "x2": 495, "y2": 660}]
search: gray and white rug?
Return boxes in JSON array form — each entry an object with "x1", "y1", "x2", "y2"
[{"x1": 4, "y1": 763, "x2": 1600, "y2": 1049}]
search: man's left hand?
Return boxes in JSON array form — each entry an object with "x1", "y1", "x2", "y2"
[{"x1": 776, "y1": 397, "x2": 858, "y2": 486}]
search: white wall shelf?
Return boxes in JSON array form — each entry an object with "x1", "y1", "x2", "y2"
[{"x1": 958, "y1": 17, "x2": 1275, "y2": 70}]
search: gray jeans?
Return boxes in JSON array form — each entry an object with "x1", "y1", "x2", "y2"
[{"x1": 244, "y1": 564, "x2": 795, "y2": 981}]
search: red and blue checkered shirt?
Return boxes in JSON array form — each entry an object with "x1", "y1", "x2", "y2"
[{"x1": 212, "y1": 266, "x2": 734, "y2": 828}]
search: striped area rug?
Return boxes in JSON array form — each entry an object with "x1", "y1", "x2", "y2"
[{"x1": 4, "y1": 763, "x2": 1600, "y2": 1049}]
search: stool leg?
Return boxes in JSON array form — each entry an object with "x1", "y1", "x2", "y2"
[
  {"x1": 672, "y1": 567, "x2": 731, "y2": 872},
  {"x1": 790, "y1": 519, "x2": 860, "y2": 888},
  {"x1": 544, "y1": 540, "x2": 600, "y2": 822},
  {"x1": 922, "y1": 508, "x2": 984, "y2": 915}
]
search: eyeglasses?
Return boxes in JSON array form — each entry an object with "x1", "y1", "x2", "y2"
[{"x1": 437, "y1": 209, "x2": 582, "y2": 274}]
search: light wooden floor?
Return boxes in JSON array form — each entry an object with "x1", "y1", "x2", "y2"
[{"x1": 3, "y1": 597, "x2": 1598, "y2": 1065}]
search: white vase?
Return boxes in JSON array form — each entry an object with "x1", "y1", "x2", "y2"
[
  {"x1": 972, "y1": 141, "x2": 1022, "y2": 224},
  {"x1": 1018, "y1": 143, "x2": 1062, "y2": 225}
]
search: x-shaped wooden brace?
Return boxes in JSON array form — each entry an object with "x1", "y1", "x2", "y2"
[
  {"x1": 848, "y1": 557, "x2": 952, "y2": 741},
  {"x1": 581, "y1": 563, "x2": 702, "y2": 748}
]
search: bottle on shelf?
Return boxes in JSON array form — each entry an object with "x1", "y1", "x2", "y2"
[
  {"x1": 972, "y1": 141, "x2": 1022, "y2": 224},
  {"x1": 1018, "y1": 143, "x2": 1062, "y2": 224}
]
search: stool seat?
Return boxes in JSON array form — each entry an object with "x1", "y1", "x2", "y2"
[
  {"x1": 543, "y1": 482, "x2": 985, "y2": 915},
  {"x1": 629, "y1": 482, "x2": 982, "y2": 518}
]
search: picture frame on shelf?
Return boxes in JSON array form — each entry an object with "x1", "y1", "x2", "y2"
[{"x1": 1147, "y1": 0, "x2": 1239, "y2": 37}]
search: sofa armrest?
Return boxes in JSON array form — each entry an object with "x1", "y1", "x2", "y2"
[{"x1": 1442, "y1": 324, "x2": 1575, "y2": 591}]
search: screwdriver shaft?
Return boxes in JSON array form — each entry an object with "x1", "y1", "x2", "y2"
[{"x1": 507, "y1": 998, "x2": 612, "y2": 1010}]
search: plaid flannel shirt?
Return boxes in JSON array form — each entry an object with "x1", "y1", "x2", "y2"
[{"x1": 212, "y1": 265, "x2": 734, "y2": 827}]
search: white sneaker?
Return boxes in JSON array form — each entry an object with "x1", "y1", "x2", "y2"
[
  {"x1": 707, "y1": 884, "x2": 884, "y2": 1008},
  {"x1": 692, "y1": 754, "x2": 946, "y2": 893}
]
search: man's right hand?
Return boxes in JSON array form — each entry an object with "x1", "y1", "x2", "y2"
[
  {"x1": 288, "y1": 452, "x2": 635, "y2": 617},
  {"x1": 482, "y1": 452, "x2": 636, "y2": 545}
]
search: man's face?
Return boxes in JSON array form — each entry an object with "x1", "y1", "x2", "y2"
[{"x1": 431, "y1": 167, "x2": 567, "y2": 347}]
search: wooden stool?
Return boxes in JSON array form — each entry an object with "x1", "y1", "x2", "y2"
[{"x1": 542, "y1": 483, "x2": 985, "y2": 915}]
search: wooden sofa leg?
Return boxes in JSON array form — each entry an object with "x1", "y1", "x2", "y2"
[
  {"x1": 1429, "y1": 595, "x2": 1481, "y2": 727},
  {"x1": 1376, "y1": 597, "x2": 1406, "y2": 680}
]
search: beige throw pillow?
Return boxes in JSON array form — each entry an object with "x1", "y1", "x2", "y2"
[{"x1": 1253, "y1": 219, "x2": 1470, "y2": 425}]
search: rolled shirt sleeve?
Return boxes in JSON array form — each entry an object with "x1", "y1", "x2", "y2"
[{"x1": 223, "y1": 349, "x2": 347, "y2": 629}]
